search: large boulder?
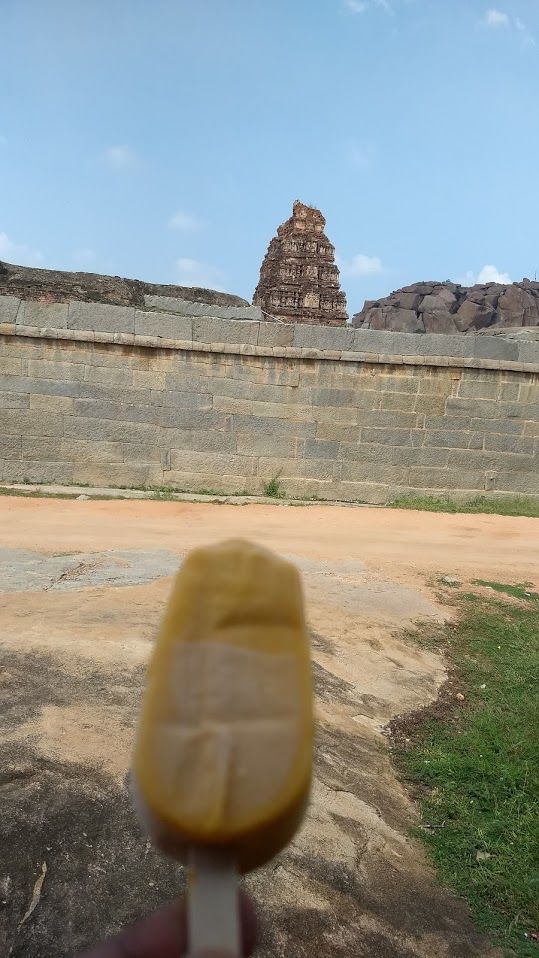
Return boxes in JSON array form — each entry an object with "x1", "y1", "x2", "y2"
[
  {"x1": 395, "y1": 291, "x2": 421, "y2": 310},
  {"x1": 417, "y1": 288, "x2": 458, "y2": 314},
  {"x1": 454, "y1": 299, "x2": 496, "y2": 331},
  {"x1": 352, "y1": 279, "x2": 539, "y2": 333},
  {"x1": 497, "y1": 284, "x2": 539, "y2": 327}
]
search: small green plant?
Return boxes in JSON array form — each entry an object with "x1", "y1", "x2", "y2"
[
  {"x1": 263, "y1": 472, "x2": 285, "y2": 499},
  {"x1": 150, "y1": 485, "x2": 177, "y2": 500}
]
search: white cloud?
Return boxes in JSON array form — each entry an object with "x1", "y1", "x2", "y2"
[
  {"x1": 0, "y1": 231, "x2": 44, "y2": 267},
  {"x1": 476, "y1": 264, "x2": 512, "y2": 284},
  {"x1": 176, "y1": 257, "x2": 226, "y2": 290},
  {"x1": 482, "y1": 10, "x2": 535, "y2": 43},
  {"x1": 72, "y1": 248, "x2": 97, "y2": 268},
  {"x1": 168, "y1": 210, "x2": 202, "y2": 232},
  {"x1": 515, "y1": 16, "x2": 536, "y2": 45},
  {"x1": 103, "y1": 145, "x2": 138, "y2": 169},
  {"x1": 484, "y1": 9, "x2": 509, "y2": 27},
  {"x1": 339, "y1": 253, "x2": 383, "y2": 277},
  {"x1": 462, "y1": 264, "x2": 512, "y2": 286}
]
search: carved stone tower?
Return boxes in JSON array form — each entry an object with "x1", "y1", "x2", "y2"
[{"x1": 253, "y1": 201, "x2": 348, "y2": 325}]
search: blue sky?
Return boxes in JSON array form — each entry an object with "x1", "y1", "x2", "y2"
[{"x1": 1, "y1": 0, "x2": 538, "y2": 314}]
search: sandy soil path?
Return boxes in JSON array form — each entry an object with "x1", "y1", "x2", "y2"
[{"x1": 1, "y1": 497, "x2": 537, "y2": 957}]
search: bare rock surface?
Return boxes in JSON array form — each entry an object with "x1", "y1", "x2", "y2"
[
  {"x1": 0, "y1": 547, "x2": 179, "y2": 592},
  {"x1": 353, "y1": 279, "x2": 539, "y2": 333},
  {"x1": 0, "y1": 260, "x2": 248, "y2": 309},
  {"x1": 2, "y1": 498, "x2": 535, "y2": 957}
]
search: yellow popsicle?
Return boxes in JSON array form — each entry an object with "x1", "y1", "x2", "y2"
[{"x1": 132, "y1": 538, "x2": 313, "y2": 873}]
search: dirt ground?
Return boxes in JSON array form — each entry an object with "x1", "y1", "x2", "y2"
[{"x1": 1, "y1": 497, "x2": 537, "y2": 957}]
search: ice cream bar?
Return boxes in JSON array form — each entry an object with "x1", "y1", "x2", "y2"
[{"x1": 132, "y1": 539, "x2": 313, "y2": 953}]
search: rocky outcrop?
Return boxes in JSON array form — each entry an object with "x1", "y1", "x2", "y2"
[
  {"x1": 0, "y1": 260, "x2": 248, "y2": 309},
  {"x1": 352, "y1": 279, "x2": 539, "y2": 333},
  {"x1": 253, "y1": 200, "x2": 348, "y2": 325}
]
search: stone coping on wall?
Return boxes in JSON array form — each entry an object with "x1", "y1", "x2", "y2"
[
  {"x1": 0, "y1": 294, "x2": 538, "y2": 371},
  {"x1": 142, "y1": 294, "x2": 264, "y2": 320},
  {"x1": 2, "y1": 322, "x2": 538, "y2": 375}
]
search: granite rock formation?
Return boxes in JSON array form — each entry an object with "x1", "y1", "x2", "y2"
[
  {"x1": 253, "y1": 200, "x2": 348, "y2": 325},
  {"x1": 0, "y1": 260, "x2": 248, "y2": 309},
  {"x1": 352, "y1": 279, "x2": 539, "y2": 333}
]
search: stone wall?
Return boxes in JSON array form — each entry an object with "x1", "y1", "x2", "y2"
[{"x1": 1, "y1": 296, "x2": 537, "y2": 503}]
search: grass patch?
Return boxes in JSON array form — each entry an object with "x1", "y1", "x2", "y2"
[
  {"x1": 262, "y1": 473, "x2": 285, "y2": 499},
  {"x1": 473, "y1": 580, "x2": 539, "y2": 601},
  {"x1": 390, "y1": 587, "x2": 539, "y2": 956},
  {"x1": 389, "y1": 495, "x2": 539, "y2": 518}
]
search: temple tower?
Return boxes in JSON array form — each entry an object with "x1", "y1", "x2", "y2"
[{"x1": 253, "y1": 200, "x2": 348, "y2": 325}]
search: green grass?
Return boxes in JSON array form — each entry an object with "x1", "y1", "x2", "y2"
[
  {"x1": 473, "y1": 580, "x2": 539, "y2": 601},
  {"x1": 389, "y1": 494, "x2": 539, "y2": 518},
  {"x1": 262, "y1": 473, "x2": 285, "y2": 499},
  {"x1": 391, "y1": 587, "x2": 539, "y2": 956}
]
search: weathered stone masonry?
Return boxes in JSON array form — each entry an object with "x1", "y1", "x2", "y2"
[
  {"x1": 0, "y1": 296, "x2": 537, "y2": 503},
  {"x1": 253, "y1": 201, "x2": 348, "y2": 326}
]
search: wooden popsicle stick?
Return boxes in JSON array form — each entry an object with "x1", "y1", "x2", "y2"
[{"x1": 187, "y1": 846, "x2": 240, "y2": 956}]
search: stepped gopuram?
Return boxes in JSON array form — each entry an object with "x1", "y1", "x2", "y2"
[{"x1": 253, "y1": 200, "x2": 348, "y2": 325}]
